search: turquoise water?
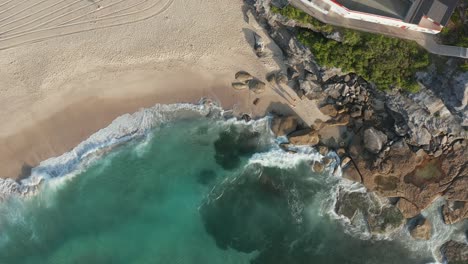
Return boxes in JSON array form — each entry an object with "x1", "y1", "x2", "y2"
[{"x1": 0, "y1": 114, "x2": 434, "y2": 264}]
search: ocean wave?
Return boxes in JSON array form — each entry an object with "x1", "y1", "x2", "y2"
[{"x1": 0, "y1": 101, "x2": 221, "y2": 200}]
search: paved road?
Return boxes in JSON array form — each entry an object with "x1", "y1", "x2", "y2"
[{"x1": 290, "y1": 0, "x2": 468, "y2": 59}]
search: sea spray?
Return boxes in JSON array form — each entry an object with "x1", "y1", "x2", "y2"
[
  {"x1": 0, "y1": 102, "x2": 445, "y2": 264},
  {"x1": 0, "y1": 101, "x2": 220, "y2": 200}
]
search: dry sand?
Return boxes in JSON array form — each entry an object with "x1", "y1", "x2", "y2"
[{"x1": 0, "y1": 0, "x2": 327, "y2": 179}]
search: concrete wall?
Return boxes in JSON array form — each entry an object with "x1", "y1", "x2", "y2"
[{"x1": 307, "y1": 0, "x2": 441, "y2": 34}]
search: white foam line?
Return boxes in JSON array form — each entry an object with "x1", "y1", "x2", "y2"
[{"x1": 0, "y1": 102, "x2": 217, "y2": 200}]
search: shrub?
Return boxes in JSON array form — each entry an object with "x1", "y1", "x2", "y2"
[{"x1": 275, "y1": 5, "x2": 428, "y2": 93}]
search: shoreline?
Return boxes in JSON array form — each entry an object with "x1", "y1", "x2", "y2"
[{"x1": 0, "y1": 0, "x2": 328, "y2": 179}]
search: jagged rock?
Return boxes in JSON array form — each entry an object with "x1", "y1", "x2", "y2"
[
  {"x1": 312, "y1": 162, "x2": 325, "y2": 173},
  {"x1": 350, "y1": 105, "x2": 362, "y2": 118},
  {"x1": 326, "y1": 114, "x2": 350, "y2": 126},
  {"x1": 440, "y1": 240, "x2": 468, "y2": 264},
  {"x1": 442, "y1": 201, "x2": 468, "y2": 225},
  {"x1": 232, "y1": 82, "x2": 248, "y2": 90},
  {"x1": 341, "y1": 156, "x2": 351, "y2": 168},
  {"x1": 248, "y1": 79, "x2": 266, "y2": 94},
  {"x1": 288, "y1": 129, "x2": 320, "y2": 146},
  {"x1": 319, "y1": 104, "x2": 337, "y2": 117},
  {"x1": 271, "y1": 116, "x2": 298, "y2": 137},
  {"x1": 276, "y1": 73, "x2": 288, "y2": 84},
  {"x1": 412, "y1": 127, "x2": 432, "y2": 146},
  {"x1": 342, "y1": 161, "x2": 361, "y2": 183},
  {"x1": 441, "y1": 135, "x2": 448, "y2": 145},
  {"x1": 253, "y1": 33, "x2": 265, "y2": 57},
  {"x1": 396, "y1": 199, "x2": 420, "y2": 219},
  {"x1": 409, "y1": 217, "x2": 432, "y2": 240},
  {"x1": 337, "y1": 148, "x2": 346, "y2": 157},
  {"x1": 235, "y1": 71, "x2": 254, "y2": 83},
  {"x1": 300, "y1": 79, "x2": 322, "y2": 100},
  {"x1": 451, "y1": 72, "x2": 468, "y2": 110},
  {"x1": 334, "y1": 190, "x2": 404, "y2": 235},
  {"x1": 318, "y1": 146, "x2": 329, "y2": 156},
  {"x1": 363, "y1": 128, "x2": 387, "y2": 154},
  {"x1": 241, "y1": 114, "x2": 252, "y2": 122}
]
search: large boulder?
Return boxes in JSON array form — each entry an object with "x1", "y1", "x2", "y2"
[
  {"x1": 440, "y1": 240, "x2": 468, "y2": 264},
  {"x1": 288, "y1": 129, "x2": 320, "y2": 146},
  {"x1": 235, "y1": 71, "x2": 254, "y2": 83},
  {"x1": 232, "y1": 82, "x2": 248, "y2": 90},
  {"x1": 334, "y1": 189, "x2": 404, "y2": 236},
  {"x1": 248, "y1": 79, "x2": 266, "y2": 94},
  {"x1": 271, "y1": 116, "x2": 298, "y2": 137},
  {"x1": 319, "y1": 104, "x2": 338, "y2": 117},
  {"x1": 409, "y1": 217, "x2": 432, "y2": 240},
  {"x1": 363, "y1": 127, "x2": 387, "y2": 154},
  {"x1": 442, "y1": 201, "x2": 468, "y2": 225}
]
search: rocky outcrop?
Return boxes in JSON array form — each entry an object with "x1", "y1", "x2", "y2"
[
  {"x1": 334, "y1": 189, "x2": 404, "y2": 236},
  {"x1": 254, "y1": 0, "x2": 468, "y2": 235},
  {"x1": 249, "y1": 79, "x2": 267, "y2": 94},
  {"x1": 271, "y1": 116, "x2": 298, "y2": 136},
  {"x1": 235, "y1": 71, "x2": 254, "y2": 83},
  {"x1": 409, "y1": 217, "x2": 432, "y2": 240},
  {"x1": 287, "y1": 129, "x2": 320, "y2": 146},
  {"x1": 442, "y1": 201, "x2": 468, "y2": 225},
  {"x1": 363, "y1": 128, "x2": 387, "y2": 154},
  {"x1": 232, "y1": 82, "x2": 248, "y2": 90},
  {"x1": 440, "y1": 240, "x2": 468, "y2": 264}
]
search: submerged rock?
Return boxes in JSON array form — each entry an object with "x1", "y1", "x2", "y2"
[
  {"x1": 196, "y1": 169, "x2": 217, "y2": 185},
  {"x1": 213, "y1": 125, "x2": 265, "y2": 170},
  {"x1": 199, "y1": 166, "x2": 301, "y2": 253}
]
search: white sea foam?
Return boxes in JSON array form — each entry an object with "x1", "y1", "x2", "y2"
[{"x1": 0, "y1": 101, "x2": 220, "y2": 200}]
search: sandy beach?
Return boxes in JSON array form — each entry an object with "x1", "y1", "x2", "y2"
[{"x1": 0, "y1": 0, "x2": 327, "y2": 179}]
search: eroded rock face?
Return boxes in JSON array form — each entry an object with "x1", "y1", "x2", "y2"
[
  {"x1": 363, "y1": 128, "x2": 387, "y2": 154},
  {"x1": 287, "y1": 129, "x2": 320, "y2": 146},
  {"x1": 271, "y1": 116, "x2": 298, "y2": 137},
  {"x1": 441, "y1": 240, "x2": 468, "y2": 264},
  {"x1": 348, "y1": 129, "x2": 468, "y2": 219},
  {"x1": 442, "y1": 201, "x2": 468, "y2": 225},
  {"x1": 409, "y1": 217, "x2": 432, "y2": 240},
  {"x1": 334, "y1": 189, "x2": 404, "y2": 236}
]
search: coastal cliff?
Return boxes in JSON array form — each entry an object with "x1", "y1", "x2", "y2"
[{"x1": 245, "y1": 0, "x2": 468, "y2": 262}]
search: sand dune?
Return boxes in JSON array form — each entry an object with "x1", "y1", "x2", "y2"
[{"x1": 0, "y1": 0, "x2": 326, "y2": 179}]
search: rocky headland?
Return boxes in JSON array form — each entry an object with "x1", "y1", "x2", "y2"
[{"x1": 241, "y1": 0, "x2": 468, "y2": 262}]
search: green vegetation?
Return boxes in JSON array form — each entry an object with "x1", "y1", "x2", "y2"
[
  {"x1": 272, "y1": 5, "x2": 430, "y2": 92},
  {"x1": 440, "y1": 1, "x2": 468, "y2": 48},
  {"x1": 271, "y1": 5, "x2": 333, "y2": 33}
]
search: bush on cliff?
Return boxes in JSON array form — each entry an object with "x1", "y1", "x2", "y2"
[{"x1": 272, "y1": 5, "x2": 429, "y2": 92}]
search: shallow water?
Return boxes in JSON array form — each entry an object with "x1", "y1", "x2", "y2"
[{"x1": 0, "y1": 113, "x2": 435, "y2": 264}]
